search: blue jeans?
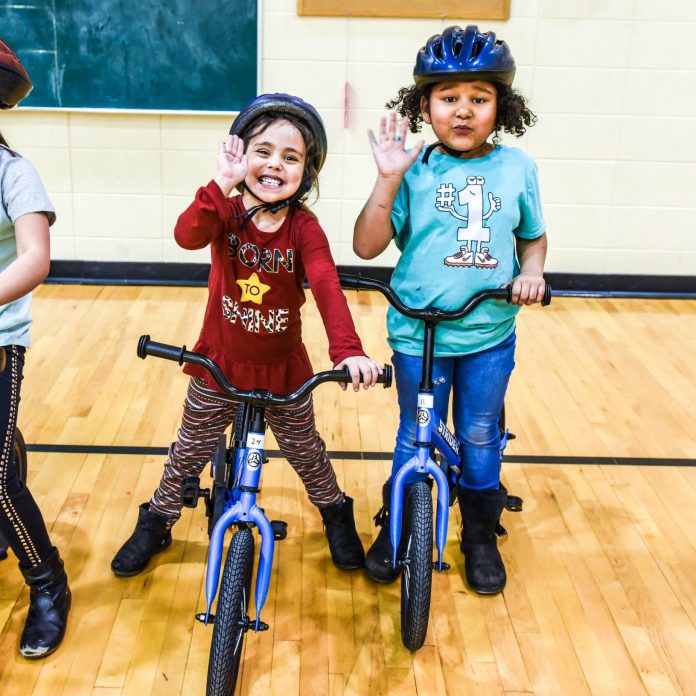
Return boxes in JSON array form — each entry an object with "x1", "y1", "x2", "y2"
[{"x1": 391, "y1": 331, "x2": 516, "y2": 491}]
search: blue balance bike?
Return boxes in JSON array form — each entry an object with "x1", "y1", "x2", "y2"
[
  {"x1": 136, "y1": 335, "x2": 391, "y2": 696},
  {"x1": 338, "y1": 274, "x2": 551, "y2": 651}
]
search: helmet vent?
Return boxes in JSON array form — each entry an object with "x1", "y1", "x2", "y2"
[{"x1": 433, "y1": 38, "x2": 443, "y2": 61}]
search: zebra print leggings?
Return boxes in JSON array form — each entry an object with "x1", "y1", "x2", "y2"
[
  {"x1": 150, "y1": 376, "x2": 344, "y2": 525},
  {"x1": 0, "y1": 345, "x2": 53, "y2": 567}
]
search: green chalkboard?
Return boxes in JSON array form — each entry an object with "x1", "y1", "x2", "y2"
[{"x1": 0, "y1": 0, "x2": 257, "y2": 111}]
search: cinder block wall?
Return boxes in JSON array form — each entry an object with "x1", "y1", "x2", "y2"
[{"x1": 2, "y1": 0, "x2": 695, "y2": 276}]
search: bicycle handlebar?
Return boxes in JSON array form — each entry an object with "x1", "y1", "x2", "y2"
[
  {"x1": 137, "y1": 335, "x2": 392, "y2": 406},
  {"x1": 338, "y1": 273, "x2": 551, "y2": 321}
]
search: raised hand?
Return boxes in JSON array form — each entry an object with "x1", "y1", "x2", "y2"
[
  {"x1": 215, "y1": 134, "x2": 248, "y2": 194},
  {"x1": 367, "y1": 112, "x2": 424, "y2": 180}
]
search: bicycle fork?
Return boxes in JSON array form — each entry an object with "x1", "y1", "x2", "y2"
[
  {"x1": 203, "y1": 427, "x2": 275, "y2": 631},
  {"x1": 389, "y1": 392, "x2": 449, "y2": 572}
]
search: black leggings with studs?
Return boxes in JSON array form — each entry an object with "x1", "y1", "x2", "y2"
[{"x1": 0, "y1": 345, "x2": 53, "y2": 567}]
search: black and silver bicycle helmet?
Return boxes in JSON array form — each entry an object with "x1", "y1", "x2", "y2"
[
  {"x1": 414, "y1": 25, "x2": 516, "y2": 88},
  {"x1": 230, "y1": 93, "x2": 327, "y2": 219},
  {"x1": 0, "y1": 38, "x2": 32, "y2": 109}
]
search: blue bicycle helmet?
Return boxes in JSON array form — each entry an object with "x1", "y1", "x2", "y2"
[{"x1": 414, "y1": 25, "x2": 516, "y2": 88}]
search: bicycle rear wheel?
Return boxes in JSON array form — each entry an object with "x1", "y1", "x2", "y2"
[
  {"x1": 207, "y1": 527, "x2": 254, "y2": 696},
  {"x1": 399, "y1": 480, "x2": 433, "y2": 652}
]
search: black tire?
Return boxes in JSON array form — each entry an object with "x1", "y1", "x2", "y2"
[
  {"x1": 399, "y1": 481, "x2": 433, "y2": 652},
  {"x1": 207, "y1": 527, "x2": 254, "y2": 696}
]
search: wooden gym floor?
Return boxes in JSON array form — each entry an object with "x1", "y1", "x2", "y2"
[{"x1": 1, "y1": 284, "x2": 695, "y2": 695}]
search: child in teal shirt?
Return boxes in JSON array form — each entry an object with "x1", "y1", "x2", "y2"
[{"x1": 354, "y1": 26, "x2": 547, "y2": 594}]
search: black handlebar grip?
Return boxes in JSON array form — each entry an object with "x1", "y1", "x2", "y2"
[
  {"x1": 340, "y1": 363, "x2": 393, "y2": 388},
  {"x1": 505, "y1": 284, "x2": 552, "y2": 306},
  {"x1": 338, "y1": 274, "x2": 361, "y2": 289},
  {"x1": 137, "y1": 335, "x2": 150, "y2": 359},
  {"x1": 542, "y1": 284, "x2": 552, "y2": 306},
  {"x1": 381, "y1": 364, "x2": 393, "y2": 388},
  {"x1": 137, "y1": 336, "x2": 187, "y2": 365}
]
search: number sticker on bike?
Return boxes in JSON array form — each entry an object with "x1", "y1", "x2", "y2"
[
  {"x1": 417, "y1": 393, "x2": 434, "y2": 408},
  {"x1": 247, "y1": 432, "x2": 264, "y2": 449}
]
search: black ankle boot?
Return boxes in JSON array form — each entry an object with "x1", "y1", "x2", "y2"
[
  {"x1": 319, "y1": 496, "x2": 365, "y2": 570},
  {"x1": 458, "y1": 485, "x2": 510, "y2": 594},
  {"x1": 18, "y1": 547, "x2": 71, "y2": 658},
  {"x1": 111, "y1": 502, "x2": 172, "y2": 577},
  {"x1": 364, "y1": 481, "x2": 400, "y2": 584}
]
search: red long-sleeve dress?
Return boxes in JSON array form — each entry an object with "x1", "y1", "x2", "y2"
[{"x1": 175, "y1": 180, "x2": 365, "y2": 395}]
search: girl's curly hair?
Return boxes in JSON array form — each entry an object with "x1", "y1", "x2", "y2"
[{"x1": 386, "y1": 82, "x2": 537, "y2": 141}]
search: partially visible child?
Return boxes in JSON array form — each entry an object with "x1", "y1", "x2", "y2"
[
  {"x1": 354, "y1": 26, "x2": 547, "y2": 594},
  {"x1": 112, "y1": 94, "x2": 382, "y2": 576},
  {"x1": 0, "y1": 38, "x2": 71, "y2": 657}
]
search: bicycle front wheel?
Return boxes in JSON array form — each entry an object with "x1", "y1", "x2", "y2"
[
  {"x1": 400, "y1": 480, "x2": 433, "y2": 652},
  {"x1": 207, "y1": 527, "x2": 255, "y2": 696}
]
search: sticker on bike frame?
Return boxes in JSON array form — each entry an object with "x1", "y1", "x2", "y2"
[
  {"x1": 247, "y1": 451, "x2": 262, "y2": 470},
  {"x1": 417, "y1": 393, "x2": 434, "y2": 408},
  {"x1": 417, "y1": 408, "x2": 430, "y2": 425},
  {"x1": 247, "y1": 432, "x2": 264, "y2": 450},
  {"x1": 436, "y1": 420, "x2": 460, "y2": 457}
]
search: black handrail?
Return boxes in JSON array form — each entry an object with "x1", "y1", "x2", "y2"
[{"x1": 137, "y1": 336, "x2": 392, "y2": 406}]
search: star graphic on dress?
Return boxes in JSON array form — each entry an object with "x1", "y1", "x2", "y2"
[{"x1": 236, "y1": 272, "x2": 271, "y2": 305}]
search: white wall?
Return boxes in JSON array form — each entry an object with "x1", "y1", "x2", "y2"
[{"x1": 2, "y1": 0, "x2": 695, "y2": 276}]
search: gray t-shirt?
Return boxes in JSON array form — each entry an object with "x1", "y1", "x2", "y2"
[{"x1": 0, "y1": 146, "x2": 55, "y2": 347}]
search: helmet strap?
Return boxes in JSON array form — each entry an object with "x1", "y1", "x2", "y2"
[
  {"x1": 235, "y1": 173, "x2": 311, "y2": 224},
  {"x1": 421, "y1": 141, "x2": 494, "y2": 164},
  {"x1": 422, "y1": 141, "x2": 467, "y2": 164}
]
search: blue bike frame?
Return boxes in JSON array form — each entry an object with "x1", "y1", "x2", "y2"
[
  {"x1": 389, "y1": 392, "x2": 513, "y2": 573},
  {"x1": 204, "y1": 422, "x2": 274, "y2": 631},
  {"x1": 336, "y1": 273, "x2": 549, "y2": 576},
  {"x1": 135, "y1": 334, "x2": 391, "y2": 634}
]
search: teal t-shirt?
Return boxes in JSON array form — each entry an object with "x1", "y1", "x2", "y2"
[{"x1": 389, "y1": 144, "x2": 545, "y2": 357}]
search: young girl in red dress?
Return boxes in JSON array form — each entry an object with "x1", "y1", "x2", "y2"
[{"x1": 112, "y1": 94, "x2": 382, "y2": 575}]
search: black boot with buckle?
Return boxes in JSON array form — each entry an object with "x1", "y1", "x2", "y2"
[
  {"x1": 364, "y1": 480, "x2": 401, "y2": 584},
  {"x1": 18, "y1": 547, "x2": 71, "y2": 658},
  {"x1": 458, "y1": 483, "x2": 521, "y2": 594},
  {"x1": 319, "y1": 496, "x2": 365, "y2": 570},
  {"x1": 111, "y1": 502, "x2": 172, "y2": 577}
]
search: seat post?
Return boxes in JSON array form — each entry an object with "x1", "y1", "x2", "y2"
[{"x1": 419, "y1": 320, "x2": 438, "y2": 392}]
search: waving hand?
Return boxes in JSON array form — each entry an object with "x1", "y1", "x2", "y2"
[{"x1": 368, "y1": 112, "x2": 424, "y2": 179}]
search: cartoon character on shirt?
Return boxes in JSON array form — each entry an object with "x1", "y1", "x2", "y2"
[{"x1": 435, "y1": 176, "x2": 501, "y2": 269}]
